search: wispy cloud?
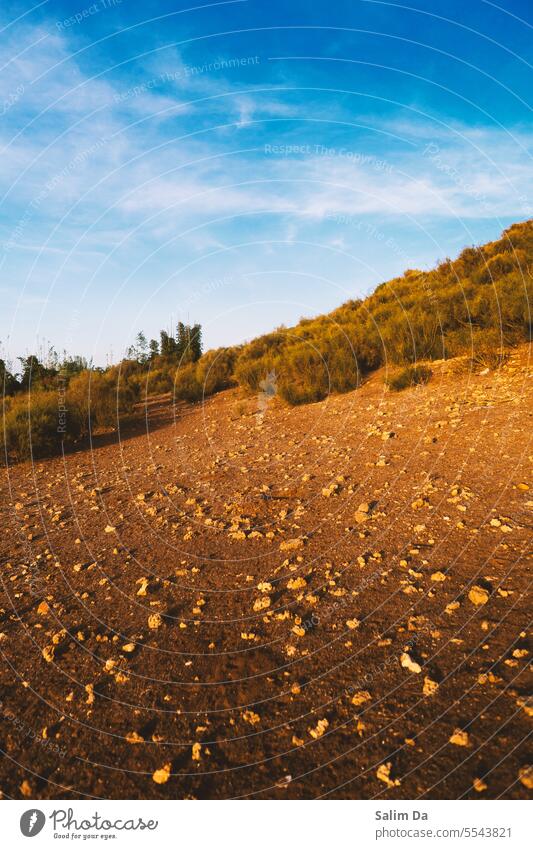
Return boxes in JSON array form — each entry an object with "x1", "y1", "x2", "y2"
[{"x1": 0, "y1": 6, "x2": 531, "y2": 361}]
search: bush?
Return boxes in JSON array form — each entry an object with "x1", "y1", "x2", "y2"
[
  {"x1": 173, "y1": 363, "x2": 203, "y2": 403},
  {"x1": 386, "y1": 364, "x2": 433, "y2": 391},
  {"x1": 67, "y1": 368, "x2": 138, "y2": 432},
  {"x1": 195, "y1": 347, "x2": 237, "y2": 395},
  {"x1": 234, "y1": 358, "x2": 270, "y2": 393},
  {"x1": 470, "y1": 342, "x2": 510, "y2": 370},
  {"x1": 127, "y1": 368, "x2": 173, "y2": 400},
  {"x1": 276, "y1": 346, "x2": 329, "y2": 405},
  {"x1": 1, "y1": 390, "x2": 83, "y2": 460}
]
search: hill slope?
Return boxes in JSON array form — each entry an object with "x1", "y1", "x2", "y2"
[
  {"x1": 2, "y1": 220, "x2": 532, "y2": 463},
  {"x1": 231, "y1": 219, "x2": 532, "y2": 404},
  {"x1": 0, "y1": 345, "x2": 531, "y2": 799}
]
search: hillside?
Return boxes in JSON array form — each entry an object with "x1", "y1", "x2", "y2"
[
  {"x1": 0, "y1": 345, "x2": 531, "y2": 799},
  {"x1": 1, "y1": 220, "x2": 532, "y2": 464},
  {"x1": 232, "y1": 219, "x2": 532, "y2": 404}
]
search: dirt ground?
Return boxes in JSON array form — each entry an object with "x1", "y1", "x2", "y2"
[{"x1": 0, "y1": 348, "x2": 531, "y2": 800}]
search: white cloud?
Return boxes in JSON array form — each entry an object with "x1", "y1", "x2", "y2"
[{"x1": 1, "y1": 20, "x2": 531, "y2": 278}]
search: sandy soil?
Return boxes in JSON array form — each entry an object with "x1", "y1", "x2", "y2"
[{"x1": 0, "y1": 348, "x2": 531, "y2": 799}]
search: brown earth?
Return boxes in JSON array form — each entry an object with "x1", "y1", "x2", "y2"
[{"x1": 0, "y1": 348, "x2": 531, "y2": 800}]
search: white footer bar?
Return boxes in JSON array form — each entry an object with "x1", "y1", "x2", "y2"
[{"x1": 3, "y1": 799, "x2": 530, "y2": 848}]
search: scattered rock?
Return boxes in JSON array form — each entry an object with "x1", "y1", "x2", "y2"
[
  {"x1": 469, "y1": 586, "x2": 489, "y2": 606},
  {"x1": 242, "y1": 710, "x2": 260, "y2": 725},
  {"x1": 519, "y1": 765, "x2": 533, "y2": 789},
  {"x1": 309, "y1": 718, "x2": 329, "y2": 739},
  {"x1": 423, "y1": 676, "x2": 439, "y2": 696},
  {"x1": 449, "y1": 728, "x2": 470, "y2": 747},
  {"x1": 401, "y1": 652, "x2": 422, "y2": 674},
  {"x1": 152, "y1": 763, "x2": 172, "y2": 784},
  {"x1": 351, "y1": 690, "x2": 372, "y2": 707},
  {"x1": 376, "y1": 762, "x2": 401, "y2": 788},
  {"x1": 280, "y1": 538, "x2": 305, "y2": 552}
]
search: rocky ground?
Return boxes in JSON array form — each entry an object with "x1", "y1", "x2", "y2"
[{"x1": 0, "y1": 348, "x2": 531, "y2": 800}]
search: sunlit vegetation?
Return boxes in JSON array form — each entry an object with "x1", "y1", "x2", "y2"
[
  {"x1": 235, "y1": 219, "x2": 532, "y2": 401},
  {"x1": 386, "y1": 364, "x2": 433, "y2": 392},
  {"x1": 2, "y1": 220, "x2": 531, "y2": 460}
]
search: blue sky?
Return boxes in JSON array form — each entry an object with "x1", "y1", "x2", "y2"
[{"x1": 0, "y1": 0, "x2": 531, "y2": 365}]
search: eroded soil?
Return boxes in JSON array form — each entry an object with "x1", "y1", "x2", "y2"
[{"x1": 0, "y1": 349, "x2": 531, "y2": 799}]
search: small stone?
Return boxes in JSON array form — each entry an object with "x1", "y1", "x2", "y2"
[
  {"x1": 449, "y1": 728, "x2": 470, "y2": 747},
  {"x1": 20, "y1": 779, "x2": 32, "y2": 797},
  {"x1": 309, "y1": 718, "x2": 329, "y2": 739},
  {"x1": 423, "y1": 676, "x2": 439, "y2": 696},
  {"x1": 376, "y1": 762, "x2": 400, "y2": 787},
  {"x1": 516, "y1": 696, "x2": 533, "y2": 718},
  {"x1": 136, "y1": 578, "x2": 149, "y2": 596},
  {"x1": 152, "y1": 763, "x2": 172, "y2": 784},
  {"x1": 351, "y1": 690, "x2": 372, "y2": 707},
  {"x1": 126, "y1": 731, "x2": 144, "y2": 744},
  {"x1": 280, "y1": 538, "x2": 304, "y2": 552},
  {"x1": 469, "y1": 586, "x2": 489, "y2": 606},
  {"x1": 519, "y1": 765, "x2": 533, "y2": 789},
  {"x1": 42, "y1": 645, "x2": 55, "y2": 663},
  {"x1": 242, "y1": 710, "x2": 260, "y2": 725},
  {"x1": 401, "y1": 652, "x2": 422, "y2": 674},
  {"x1": 287, "y1": 577, "x2": 307, "y2": 590}
]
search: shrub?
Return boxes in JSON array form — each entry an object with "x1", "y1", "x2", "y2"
[
  {"x1": 67, "y1": 368, "x2": 138, "y2": 432},
  {"x1": 1, "y1": 390, "x2": 83, "y2": 460},
  {"x1": 173, "y1": 363, "x2": 203, "y2": 403},
  {"x1": 276, "y1": 346, "x2": 329, "y2": 405},
  {"x1": 470, "y1": 343, "x2": 510, "y2": 370},
  {"x1": 143, "y1": 369, "x2": 174, "y2": 397},
  {"x1": 234, "y1": 358, "x2": 271, "y2": 393},
  {"x1": 386, "y1": 364, "x2": 433, "y2": 391},
  {"x1": 195, "y1": 347, "x2": 237, "y2": 395}
]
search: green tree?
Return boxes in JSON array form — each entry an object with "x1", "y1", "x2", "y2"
[
  {"x1": 18, "y1": 355, "x2": 53, "y2": 390},
  {"x1": 160, "y1": 330, "x2": 177, "y2": 357},
  {"x1": 175, "y1": 322, "x2": 202, "y2": 363},
  {"x1": 135, "y1": 331, "x2": 148, "y2": 363},
  {"x1": 0, "y1": 358, "x2": 19, "y2": 395}
]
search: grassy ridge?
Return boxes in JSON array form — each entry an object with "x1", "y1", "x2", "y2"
[
  {"x1": 2, "y1": 219, "x2": 531, "y2": 460},
  {"x1": 233, "y1": 219, "x2": 532, "y2": 403}
]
